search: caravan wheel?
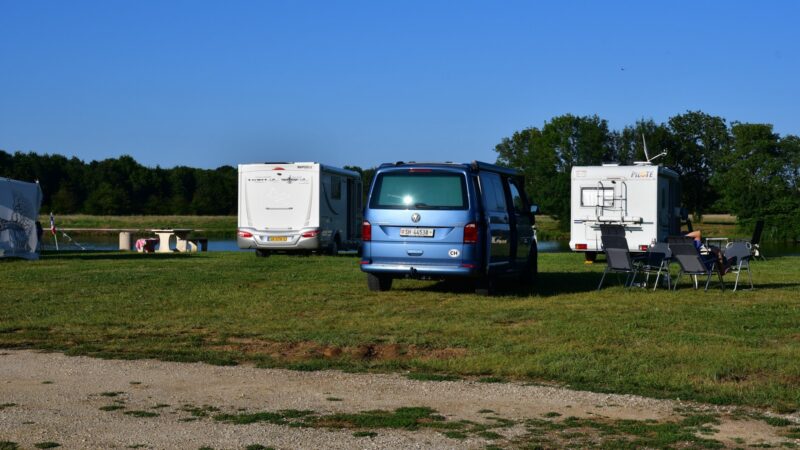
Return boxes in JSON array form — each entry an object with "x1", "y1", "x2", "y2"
[{"x1": 584, "y1": 251, "x2": 597, "y2": 263}]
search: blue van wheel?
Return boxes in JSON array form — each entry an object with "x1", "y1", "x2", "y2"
[
  {"x1": 367, "y1": 273, "x2": 393, "y2": 292},
  {"x1": 520, "y1": 246, "x2": 538, "y2": 285},
  {"x1": 474, "y1": 277, "x2": 494, "y2": 296}
]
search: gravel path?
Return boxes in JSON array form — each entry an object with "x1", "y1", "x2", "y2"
[{"x1": 0, "y1": 350, "x2": 794, "y2": 449}]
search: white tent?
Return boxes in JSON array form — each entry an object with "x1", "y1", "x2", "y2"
[{"x1": 0, "y1": 177, "x2": 43, "y2": 260}]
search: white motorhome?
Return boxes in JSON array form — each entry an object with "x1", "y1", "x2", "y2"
[
  {"x1": 237, "y1": 162, "x2": 362, "y2": 256},
  {"x1": 569, "y1": 164, "x2": 682, "y2": 260}
]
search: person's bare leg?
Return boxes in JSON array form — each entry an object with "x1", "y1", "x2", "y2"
[{"x1": 686, "y1": 230, "x2": 702, "y2": 241}]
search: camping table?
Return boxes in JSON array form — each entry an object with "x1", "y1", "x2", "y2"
[
  {"x1": 705, "y1": 237, "x2": 730, "y2": 249},
  {"x1": 150, "y1": 229, "x2": 196, "y2": 253}
]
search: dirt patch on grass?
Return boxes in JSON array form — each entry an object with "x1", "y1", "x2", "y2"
[{"x1": 210, "y1": 338, "x2": 467, "y2": 362}]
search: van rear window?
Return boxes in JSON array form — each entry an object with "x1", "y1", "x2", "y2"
[{"x1": 370, "y1": 171, "x2": 468, "y2": 210}]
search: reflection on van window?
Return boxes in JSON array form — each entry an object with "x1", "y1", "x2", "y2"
[
  {"x1": 507, "y1": 181, "x2": 525, "y2": 214},
  {"x1": 370, "y1": 172, "x2": 467, "y2": 210}
]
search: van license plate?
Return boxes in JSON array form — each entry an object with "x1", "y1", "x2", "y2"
[
  {"x1": 400, "y1": 228, "x2": 434, "y2": 237},
  {"x1": 268, "y1": 236, "x2": 288, "y2": 242}
]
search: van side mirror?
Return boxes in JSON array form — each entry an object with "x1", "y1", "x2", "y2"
[{"x1": 530, "y1": 205, "x2": 539, "y2": 215}]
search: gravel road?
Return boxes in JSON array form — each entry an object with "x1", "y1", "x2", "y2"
[{"x1": 0, "y1": 350, "x2": 795, "y2": 449}]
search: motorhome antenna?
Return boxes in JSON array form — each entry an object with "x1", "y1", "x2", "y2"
[{"x1": 636, "y1": 134, "x2": 667, "y2": 165}]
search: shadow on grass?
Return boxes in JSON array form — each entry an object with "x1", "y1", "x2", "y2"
[
  {"x1": 395, "y1": 269, "x2": 799, "y2": 297},
  {"x1": 40, "y1": 251, "x2": 192, "y2": 261},
  {"x1": 394, "y1": 271, "x2": 603, "y2": 298}
]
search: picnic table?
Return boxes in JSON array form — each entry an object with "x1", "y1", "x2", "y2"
[{"x1": 150, "y1": 228, "x2": 197, "y2": 253}]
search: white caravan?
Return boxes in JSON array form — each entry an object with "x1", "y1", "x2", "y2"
[
  {"x1": 569, "y1": 164, "x2": 682, "y2": 260},
  {"x1": 0, "y1": 177, "x2": 43, "y2": 260},
  {"x1": 237, "y1": 162, "x2": 362, "y2": 256}
]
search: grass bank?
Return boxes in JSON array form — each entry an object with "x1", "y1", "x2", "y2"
[
  {"x1": 1, "y1": 251, "x2": 798, "y2": 411},
  {"x1": 41, "y1": 215, "x2": 236, "y2": 235},
  {"x1": 43, "y1": 214, "x2": 746, "y2": 242}
]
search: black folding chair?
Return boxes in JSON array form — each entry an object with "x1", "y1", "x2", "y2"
[
  {"x1": 667, "y1": 236, "x2": 723, "y2": 291},
  {"x1": 597, "y1": 226, "x2": 640, "y2": 290},
  {"x1": 724, "y1": 241, "x2": 754, "y2": 291},
  {"x1": 639, "y1": 242, "x2": 672, "y2": 290}
]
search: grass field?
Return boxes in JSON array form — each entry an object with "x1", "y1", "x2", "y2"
[
  {"x1": 41, "y1": 215, "x2": 236, "y2": 235},
  {"x1": 43, "y1": 214, "x2": 748, "y2": 242},
  {"x1": 2, "y1": 250, "x2": 798, "y2": 412}
]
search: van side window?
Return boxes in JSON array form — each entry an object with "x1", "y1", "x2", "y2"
[
  {"x1": 481, "y1": 173, "x2": 506, "y2": 212},
  {"x1": 507, "y1": 180, "x2": 525, "y2": 214},
  {"x1": 331, "y1": 176, "x2": 341, "y2": 199}
]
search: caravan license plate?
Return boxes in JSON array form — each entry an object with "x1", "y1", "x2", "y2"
[
  {"x1": 400, "y1": 228, "x2": 434, "y2": 237},
  {"x1": 268, "y1": 236, "x2": 288, "y2": 242}
]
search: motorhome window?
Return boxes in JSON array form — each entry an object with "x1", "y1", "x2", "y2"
[
  {"x1": 331, "y1": 176, "x2": 342, "y2": 199},
  {"x1": 507, "y1": 180, "x2": 525, "y2": 214},
  {"x1": 370, "y1": 172, "x2": 467, "y2": 210},
  {"x1": 581, "y1": 188, "x2": 614, "y2": 207}
]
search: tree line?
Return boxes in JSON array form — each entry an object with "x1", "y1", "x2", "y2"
[
  {"x1": 494, "y1": 111, "x2": 800, "y2": 239},
  {"x1": 0, "y1": 152, "x2": 237, "y2": 215},
  {"x1": 2, "y1": 109, "x2": 798, "y2": 240}
]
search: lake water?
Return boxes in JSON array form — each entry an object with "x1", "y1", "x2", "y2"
[{"x1": 41, "y1": 233, "x2": 800, "y2": 256}]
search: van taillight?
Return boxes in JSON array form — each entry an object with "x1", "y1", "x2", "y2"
[
  {"x1": 362, "y1": 221, "x2": 372, "y2": 241},
  {"x1": 301, "y1": 229, "x2": 320, "y2": 238},
  {"x1": 463, "y1": 222, "x2": 478, "y2": 243},
  {"x1": 575, "y1": 243, "x2": 588, "y2": 250},
  {"x1": 238, "y1": 230, "x2": 253, "y2": 238},
  {"x1": 639, "y1": 245, "x2": 649, "y2": 251}
]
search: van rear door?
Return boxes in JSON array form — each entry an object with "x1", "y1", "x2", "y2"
[{"x1": 367, "y1": 169, "x2": 472, "y2": 266}]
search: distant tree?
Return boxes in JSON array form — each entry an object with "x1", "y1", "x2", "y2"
[
  {"x1": 495, "y1": 115, "x2": 614, "y2": 229},
  {"x1": 713, "y1": 124, "x2": 798, "y2": 231},
  {"x1": 667, "y1": 111, "x2": 730, "y2": 220},
  {"x1": 618, "y1": 119, "x2": 674, "y2": 165}
]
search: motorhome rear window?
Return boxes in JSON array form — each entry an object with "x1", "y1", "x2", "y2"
[
  {"x1": 581, "y1": 187, "x2": 614, "y2": 207},
  {"x1": 370, "y1": 171, "x2": 468, "y2": 210}
]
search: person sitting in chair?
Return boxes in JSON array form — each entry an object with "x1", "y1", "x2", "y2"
[{"x1": 686, "y1": 230, "x2": 730, "y2": 274}]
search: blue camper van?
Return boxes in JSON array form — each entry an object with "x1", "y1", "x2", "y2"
[{"x1": 360, "y1": 161, "x2": 538, "y2": 295}]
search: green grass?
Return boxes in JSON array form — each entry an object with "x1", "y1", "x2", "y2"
[
  {"x1": 0, "y1": 442, "x2": 19, "y2": 450},
  {"x1": 123, "y1": 410, "x2": 159, "y2": 418},
  {"x1": 41, "y1": 214, "x2": 236, "y2": 234},
  {"x1": 99, "y1": 405, "x2": 126, "y2": 411},
  {"x1": 42, "y1": 214, "x2": 749, "y2": 242},
  {"x1": 33, "y1": 443, "x2": 60, "y2": 449},
  {"x1": 1, "y1": 251, "x2": 799, "y2": 410}
]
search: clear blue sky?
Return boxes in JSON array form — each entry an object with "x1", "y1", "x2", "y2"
[{"x1": 1, "y1": 1, "x2": 798, "y2": 169}]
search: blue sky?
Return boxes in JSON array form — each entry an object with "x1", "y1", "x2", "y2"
[{"x1": 1, "y1": 1, "x2": 798, "y2": 169}]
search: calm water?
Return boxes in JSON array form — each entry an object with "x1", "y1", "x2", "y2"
[{"x1": 39, "y1": 233, "x2": 800, "y2": 256}]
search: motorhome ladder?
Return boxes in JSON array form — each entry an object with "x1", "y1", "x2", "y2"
[{"x1": 595, "y1": 180, "x2": 628, "y2": 221}]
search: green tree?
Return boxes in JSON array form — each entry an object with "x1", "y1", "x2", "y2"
[
  {"x1": 667, "y1": 111, "x2": 730, "y2": 219},
  {"x1": 495, "y1": 115, "x2": 614, "y2": 229}
]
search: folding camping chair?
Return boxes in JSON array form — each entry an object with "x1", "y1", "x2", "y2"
[
  {"x1": 723, "y1": 241, "x2": 754, "y2": 291},
  {"x1": 597, "y1": 225, "x2": 641, "y2": 290},
  {"x1": 638, "y1": 242, "x2": 672, "y2": 290},
  {"x1": 667, "y1": 236, "x2": 723, "y2": 291}
]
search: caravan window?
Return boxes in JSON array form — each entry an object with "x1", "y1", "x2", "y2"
[{"x1": 581, "y1": 187, "x2": 614, "y2": 207}]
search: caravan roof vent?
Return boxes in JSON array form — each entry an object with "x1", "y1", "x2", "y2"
[{"x1": 602, "y1": 163, "x2": 620, "y2": 167}]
